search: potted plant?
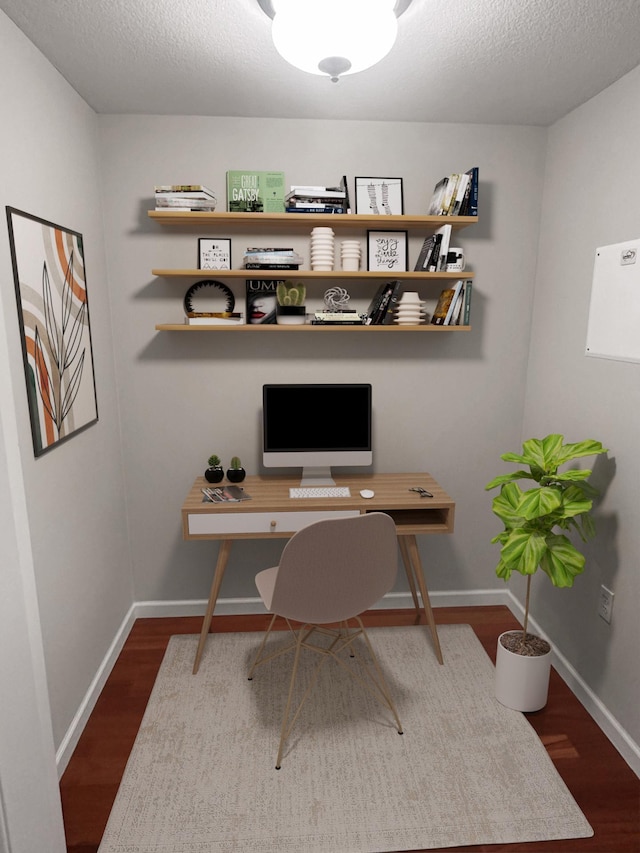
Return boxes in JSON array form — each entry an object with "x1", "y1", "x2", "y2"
[
  {"x1": 226, "y1": 456, "x2": 246, "y2": 483},
  {"x1": 276, "y1": 282, "x2": 306, "y2": 325},
  {"x1": 485, "y1": 433, "x2": 607, "y2": 711},
  {"x1": 204, "y1": 454, "x2": 224, "y2": 483}
]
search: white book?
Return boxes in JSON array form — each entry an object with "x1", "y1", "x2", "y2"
[
  {"x1": 444, "y1": 280, "x2": 465, "y2": 324},
  {"x1": 434, "y1": 223, "x2": 452, "y2": 270},
  {"x1": 185, "y1": 314, "x2": 244, "y2": 325}
]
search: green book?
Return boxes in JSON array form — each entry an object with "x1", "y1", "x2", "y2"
[{"x1": 226, "y1": 170, "x2": 285, "y2": 213}]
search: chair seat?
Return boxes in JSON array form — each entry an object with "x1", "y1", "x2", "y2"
[{"x1": 255, "y1": 566, "x2": 278, "y2": 611}]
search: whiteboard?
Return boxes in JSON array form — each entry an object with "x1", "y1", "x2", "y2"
[{"x1": 585, "y1": 238, "x2": 640, "y2": 364}]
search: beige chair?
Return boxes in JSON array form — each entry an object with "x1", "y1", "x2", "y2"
[{"x1": 248, "y1": 512, "x2": 404, "y2": 769}]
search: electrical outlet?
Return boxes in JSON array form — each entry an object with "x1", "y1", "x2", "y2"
[{"x1": 598, "y1": 585, "x2": 614, "y2": 623}]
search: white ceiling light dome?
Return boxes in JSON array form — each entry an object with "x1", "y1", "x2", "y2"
[{"x1": 266, "y1": 0, "x2": 404, "y2": 82}]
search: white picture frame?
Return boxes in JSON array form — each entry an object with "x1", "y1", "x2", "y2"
[
  {"x1": 355, "y1": 177, "x2": 404, "y2": 215},
  {"x1": 198, "y1": 238, "x2": 232, "y2": 270},
  {"x1": 367, "y1": 230, "x2": 408, "y2": 272}
]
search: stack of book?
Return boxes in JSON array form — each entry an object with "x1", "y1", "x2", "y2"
[
  {"x1": 431, "y1": 280, "x2": 473, "y2": 326},
  {"x1": 364, "y1": 281, "x2": 404, "y2": 325},
  {"x1": 427, "y1": 167, "x2": 478, "y2": 217},
  {"x1": 312, "y1": 311, "x2": 365, "y2": 325},
  {"x1": 243, "y1": 247, "x2": 303, "y2": 270},
  {"x1": 285, "y1": 184, "x2": 348, "y2": 214},
  {"x1": 154, "y1": 185, "x2": 217, "y2": 211}
]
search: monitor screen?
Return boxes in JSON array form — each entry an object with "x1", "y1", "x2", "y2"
[{"x1": 262, "y1": 383, "x2": 373, "y2": 485}]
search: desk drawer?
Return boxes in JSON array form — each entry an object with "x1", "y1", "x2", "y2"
[{"x1": 187, "y1": 509, "x2": 359, "y2": 536}]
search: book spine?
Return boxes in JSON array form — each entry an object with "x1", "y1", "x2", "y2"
[
  {"x1": 461, "y1": 281, "x2": 473, "y2": 325},
  {"x1": 464, "y1": 167, "x2": 479, "y2": 216},
  {"x1": 244, "y1": 263, "x2": 300, "y2": 270},
  {"x1": 443, "y1": 280, "x2": 464, "y2": 324},
  {"x1": 371, "y1": 283, "x2": 396, "y2": 324},
  {"x1": 285, "y1": 204, "x2": 346, "y2": 213},
  {"x1": 382, "y1": 281, "x2": 404, "y2": 324}
]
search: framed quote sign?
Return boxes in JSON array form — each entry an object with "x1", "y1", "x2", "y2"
[
  {"x1": 198, "y1": 238, "x2": 232, "y2": 270},
  {"x1": 367, "y1": 230, "x2": 408, "y2": 272}
]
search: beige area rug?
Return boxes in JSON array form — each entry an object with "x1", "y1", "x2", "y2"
[{"x1": 98, "y1": 625, "x2": 593, "y2": 852}]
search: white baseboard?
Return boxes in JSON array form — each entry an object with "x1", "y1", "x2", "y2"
[{"x1": 57, "y1": 590, "x2": 639, "y2": 780}]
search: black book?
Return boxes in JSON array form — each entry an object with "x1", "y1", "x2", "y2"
[
  {"x1": 381, "y1": 281, "x2": 404, "y2": 324},
  {"x1": 370, "y1": 282, "x2": 397, "y2": 325},
  {"x1": 414, "y1": 234, "x2": 438, "y2": 271},
  {"x1": 365, "y1": 283, "x2": 391, "y2": 325}
]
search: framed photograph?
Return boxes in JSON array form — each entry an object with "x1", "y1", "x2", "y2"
[
  {"x1": 355, "y1": 177, "x2": 404, "y2": 215},
  {"x1": 198, "y1": 238, "x2": 231, "y2": 270},
  {"x1": 6, "y1": 208, "x2": 98, "y2": 457},
  {"x1": 367, "y1": 230, "x2": 408, "y2": 272}
]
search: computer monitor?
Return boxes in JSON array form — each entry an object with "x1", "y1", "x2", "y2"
[{"x1": 262, "y1": 383, "x2": 373, "y2": 485}]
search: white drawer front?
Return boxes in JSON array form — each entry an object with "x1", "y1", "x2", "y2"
[{"x1": 188, "y1": 509, "x2": 359, "y2": 535}]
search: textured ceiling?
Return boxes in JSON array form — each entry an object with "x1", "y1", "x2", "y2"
[{"x1": 2, "y1": 0, "x2": 640, "y2": 125}]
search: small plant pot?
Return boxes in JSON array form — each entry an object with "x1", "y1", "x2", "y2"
[
  {"x1": 495, "y1": 630, "x2": 552, "y2": 712},
  {"x1": 276, "y1": 305, "x2": 306, "y2": 325},
  {"x1": 205, "y1": 467, "x2": 224, "y2": 484},
  {"x1": 226, "y1": 467, "x2": 246, "y2": 483}
]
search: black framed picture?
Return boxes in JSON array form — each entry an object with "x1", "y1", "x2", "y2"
[
  {"x1": 367, "y1": 230, "x2": 408, "y2": 272},
  {"x1": 355, "y1": 177, "x2": 404, "y2": 215},
  {"x1": 198, "y1": 238, "x2": 232, "y2": 270},
  {"x1": 6, "y1": 207, "x2": 98, "y2": 456}
]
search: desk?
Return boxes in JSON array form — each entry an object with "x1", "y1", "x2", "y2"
[{"x1": 182, "y1": 472, "x2": 455, "y2": 673}]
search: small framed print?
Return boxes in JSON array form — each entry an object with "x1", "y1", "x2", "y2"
[
  {"x1": 367, "y1": 230, "x2": 408, "y2": 272},
  {"x1": 198, "y1": 238, "x2": 231, "y2": 270},
  {"x1": 355, "y1": 177, "x2": 404, "y2": 215}
]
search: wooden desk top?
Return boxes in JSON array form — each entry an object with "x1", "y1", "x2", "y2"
[{"x1": 182, "y1": 472, "x2": 455, "y2": 539}]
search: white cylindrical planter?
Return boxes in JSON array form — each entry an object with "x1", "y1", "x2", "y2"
[{"x1": 495, "y1": 631, "x2": 551, "y2": 712}]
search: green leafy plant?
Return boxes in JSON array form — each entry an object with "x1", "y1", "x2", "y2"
[
  {"x1": 230, "y1": 456, "x2": 242, "y2": 470},
  {"x1": 207, "y1": 454, "x2": 221, "y2": 468},
  {"x1": 276, "y1": 282, "x2": 306, "y2": 306},
  {"x1": 485, "y1": 434, "x2": 607, "y2": 645}
]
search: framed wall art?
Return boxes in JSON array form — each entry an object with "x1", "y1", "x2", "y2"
[
  {"x1": 367, "y1": 230, "x2": 408, "y2": 272},
  {"x1": 198, "y1": 237, "x2": 232, "y2": 270},
  {"x1": 6, "y1": 208, "x2": 98, "y2": 457},
  {"x1": 355, "y1": 177, "x2": 404, "y2": 215}
]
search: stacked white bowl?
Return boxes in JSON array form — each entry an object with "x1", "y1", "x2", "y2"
[
  {"x1": 340, "y1": 240, "x2": 361, "y2": 271},
  {"x1": 310, "y1": 227, "x2": 335, "y2": 271},
  {"x1": 393, "y1": 291, "x2": 427, "y2": 325}
]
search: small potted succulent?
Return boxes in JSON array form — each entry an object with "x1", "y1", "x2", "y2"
[
  {"x1": 204, "y1": 454, "x2": 224, "y2": 483},
  {"x1": 226, "y1": 456, "x2": 246, "y2": 483},
  {"x1": 276, "y1": 282, "x2": 306, "y2": 325}
]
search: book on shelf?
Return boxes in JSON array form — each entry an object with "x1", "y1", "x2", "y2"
[
  {"x1": 365, "y1": 281, "x2": 401, "y2": 325},
  {"x1": 450, "y1": 172, "x2": 470, "y2": 216},
  {"x1": 433, "y1": 223, "x2": 452, "y2": 270},
  {"x1": 226, "y1": 171, "x2": 285, "y2": 213},
  {"x1": 427, "y1": 177, "x2": 449, "y2": 215},
  {"x1": 244, "y1": 263, "x2": 300, "y2": 270},
  {"x1": 285, "y1": 205, "x2": 345, "y2": 214},
  {"x1": 443, "y1": 280, "x2": 465, "y2": 325},
  {"x1": 155, "y1": 199, "x2": 216, "y2": 211},
  {"x1": 459, "y1": 166, "x2": 479, "y2": 216},
  {"x1": 460, "y1": 280, "x2": 473, "y2": 325},
  {"x1": 440, "y1": 175, "x2": 460, "y2": 216},
  {"x1": 245, "y1": 279, "x2": 281, "y2": 324},
  {"x1": 414, "y1": 233, "x2": 441, "y2": 271},
  {"x1": 286, "y1": 187, "x2": 347, "y2": 201},
  {"x1": 312, "y1": 311, "x2": 365, "y2": 325},
  {"x1": 155, "y1": 184, "x2": 216, "y2": 197},
  {"x1": 431, "y1": 287, "x2": 456, "y2": 325},
  {"x1": 185, "y1": 313, "x2": 244, "y2": 325}
]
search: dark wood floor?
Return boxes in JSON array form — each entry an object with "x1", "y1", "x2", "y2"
[{"x1": 60, "y1": 606, "x2": 640, "y2": 853}]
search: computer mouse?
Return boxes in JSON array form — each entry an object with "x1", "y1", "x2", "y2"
[{"x1": 360, "y1": 489, "x2": 375, "y2": 499}]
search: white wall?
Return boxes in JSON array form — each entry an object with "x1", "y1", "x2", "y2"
[
  {"x1": 98, "y1": 114, "x2": 546, "y2": 606},
  {"x1": 0, "y1": 3, "x2": 132, "y2": 803},
  {"x1": 523, "y1": 64, "x2": 640, "y2": 749}
]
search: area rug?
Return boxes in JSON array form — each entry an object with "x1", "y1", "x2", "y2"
[{"x1": 98, "y1": 625, "x2": 593, "y2": 852}]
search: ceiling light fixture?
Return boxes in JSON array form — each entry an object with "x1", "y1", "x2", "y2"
[{"x1": 258, "y1": 0, "x2": 412, "y2": 82}]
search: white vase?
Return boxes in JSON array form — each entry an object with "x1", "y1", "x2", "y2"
[{"x1": 495, "y1": 630, "x2": 551, "y2": 712}]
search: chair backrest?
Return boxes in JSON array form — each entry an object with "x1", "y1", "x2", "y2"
[{"x1": 269, "y1": 512, "x2": 398, "y2": 624}]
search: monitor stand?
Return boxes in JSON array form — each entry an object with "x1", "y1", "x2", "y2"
[{"x1": 300, "y1": 466, "x2": 335, "y2": 486}]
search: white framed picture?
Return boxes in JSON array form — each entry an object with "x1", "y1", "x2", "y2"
[
  {"x1": 355, "y1": 177, "x2": 404, "y2": 215},
  {"x1": 198, "y1": 238, "x2": 231, "y2": 270},
  {"x1": 367, "y1": 230, "x2": 408, "y2": 272}
]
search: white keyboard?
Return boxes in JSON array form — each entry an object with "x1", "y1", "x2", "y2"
[{"x1": 289, "y1": 486, "x2": 352, "y2": 499}]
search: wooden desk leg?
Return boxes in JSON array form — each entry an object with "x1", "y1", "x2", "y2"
[
  {"x1": 193, "y1": 539, "x2": 233, "y2": 675},
  {"x1": 398, "y1": 536, "x2": 420, "y2": 613},
  {"x1": 402, "y1": 534, "x2": 444, "y2": 665}
]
